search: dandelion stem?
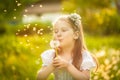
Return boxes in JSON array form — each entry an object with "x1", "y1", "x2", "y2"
[{"x1": 55, "y1": 48, "x2": 58, "y2": 56}]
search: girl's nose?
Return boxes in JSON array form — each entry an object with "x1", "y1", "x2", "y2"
[{"x1": 56, "y1": 31, "x2": 61, "y2": 37}]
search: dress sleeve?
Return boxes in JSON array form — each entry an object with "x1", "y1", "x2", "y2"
[
  {"x1": 80, "y1": 50, "x2": 96, "y2": 70},
  {"x1": 41, "y1": 49, "x2": 55, "y2": 67}
]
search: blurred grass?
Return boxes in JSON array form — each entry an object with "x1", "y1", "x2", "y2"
[
  {"x1": 0, "y1": 33, "x2": 120, "y2": 80},
  {"x1": 85, "y1": 34, "x2": 120, "y2": 50}
]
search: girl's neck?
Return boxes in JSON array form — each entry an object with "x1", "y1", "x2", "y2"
[{"x1": 60, "y1": 44, "x2": 74, "y2": 55}]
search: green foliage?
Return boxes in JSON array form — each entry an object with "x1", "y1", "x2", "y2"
[
  {"x1": 0, "y1": 34, "x2": 52, "y2": 80},
  {"x1": 62, "y1": 0, "x2": 120, "y2": 35},
  {"x1": 85, "y1": 34, "x2": 120, "y2": 50},
  {"x1": 0, "y1": 33, "x2": 119, "y2": 80}
]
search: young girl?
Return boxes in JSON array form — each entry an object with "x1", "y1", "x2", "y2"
[{"x1": 37, "y1": 13, "x2": 97, "y2": 80}]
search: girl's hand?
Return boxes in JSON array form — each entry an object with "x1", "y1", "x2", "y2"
[{"x1": 52, "y1": 56, "x2": 69, "y2": 69}]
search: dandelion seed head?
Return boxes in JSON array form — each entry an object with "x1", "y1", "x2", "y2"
[{"x1": 50, "y1": 40, "x2": 60, "y2": 48}]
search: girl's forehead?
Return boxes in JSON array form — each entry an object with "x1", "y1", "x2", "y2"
[{"x1": 53, "y1": 20, "x2": 72, "y2": 29}]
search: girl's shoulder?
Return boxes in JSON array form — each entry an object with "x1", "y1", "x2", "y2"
[
  {"x1": 82, "y1": 50, "x2": 93, "y2": 59},
  {"x1": 41, "y1": 49, "x2": 55, "y2": 66},
  {"x1": 81, "y1": 50, "x2": 96, "y2": 70}
]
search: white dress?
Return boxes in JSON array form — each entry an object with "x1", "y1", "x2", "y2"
[{"x1": 41, "y1": 49, "x2": 96, "y2": 80}]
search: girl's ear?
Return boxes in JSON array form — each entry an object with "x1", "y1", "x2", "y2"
[{"x1": 73, "y1": 31, "x2": 79, "y2": 39}]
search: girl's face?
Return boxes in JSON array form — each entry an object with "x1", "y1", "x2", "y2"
[{"x1": 53, "y1": 19, "x2": 76, "y2": 48}]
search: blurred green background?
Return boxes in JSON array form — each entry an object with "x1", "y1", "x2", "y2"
[{"x1": 0, "y1": 0, "x2": 120, "y2": 80}]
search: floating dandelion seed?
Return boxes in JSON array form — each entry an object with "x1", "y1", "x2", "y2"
[
  {"x1": 18, "y1": 29, "x2": 20, "y2": 32},
  {"x1": 28, "y1": 24, "x2": 31, "y2": 26},
  {"x1": 40, "y1": 28, "x2": 43, "y2": 31},
  {"x1": 16, "y1": 0, "x2": 18, "y2": 3},
  {"x1": 17, "y1": 3, "x2": 21, "y2": 6},
  {"x1": 23, "y1": 15, "x2": 27, "y2": 17},
  {"x1": 40, "y1": 32, "x2": 43, "y2": 35},
  {"x1": 36, "y1": 46, "x2": 39, "y2": 49},
  {"x1": 37, "y1": 30, "x2": 40, "y2": 34},
  {"x1": 20, "y1": 42, "x2": 23, "y2": 44},
  {"x1": 31, "y1": 5, "x2": 34, "y2": 7},
  {"x1": 50, "y1": 40, "x2": 60, "y2": 56},
  {"x1": 24, "y1": 9, "x2": 28, "y2": 12},
  {"x1": 14, "y1": 9, "x2": 16, "y2": 11},
  {"x1": 24, "y1": 29, "x2": 26, "y2": 31},
  {"x1": 24, "y1": 34, "x2": 28, "y2": 37},
  {"x1": 39, "y1": 4, "x2": 43, "y2": 8},
  {"x1": 16, "y1": 33, "x2": 18, "y2": 35},
  {"x1": 4, "y1": 10, "x2": 7, "y2": 12},
  {"x1": 33, "y1": 27, "x2": 36, "y2": 31},
  {"x1": 13, "y1": 16, "x2": 16, "y2": 19},
  {"x1": 35, "y1": 24, "x2": 38, "y2": 26},
  {"x1": 62, "y1": 8, "x2": 64, "y2": 11},
  {"x1": 47, "y1": 26, "x2": 50, "y2": 28},
  {"x1": 26, "y1": 25, "x2": 30, "y2": 29},
  {"x1": 26, "y1": 24, "x2": 30, "y2": 28}
]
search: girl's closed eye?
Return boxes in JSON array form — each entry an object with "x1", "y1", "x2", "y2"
[
  {"x1": 53, "y1": 29, "x2": 58, "y2": 33},
  {"x1": 62, "y1": 28, "x2": 68, "y2": 32}
]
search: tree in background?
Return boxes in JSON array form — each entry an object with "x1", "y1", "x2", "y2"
[
  {"x1": 115, "y1": 0, "x2": 120, "y2": 14},
  {"x1": 62, "y1": 0, "x2": 120, "y2": 35},
  {"x1": 0, "y1": 0, "x2": 39, "y2": 34}
]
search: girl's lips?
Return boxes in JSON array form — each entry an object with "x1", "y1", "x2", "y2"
[{"x1": 58, "y1": 39, "x2": 62, "y2": 42}]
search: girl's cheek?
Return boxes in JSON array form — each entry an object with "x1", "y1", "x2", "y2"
[{"x1": 53, "y1": 36, "x2": 57, "y2": 40}]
